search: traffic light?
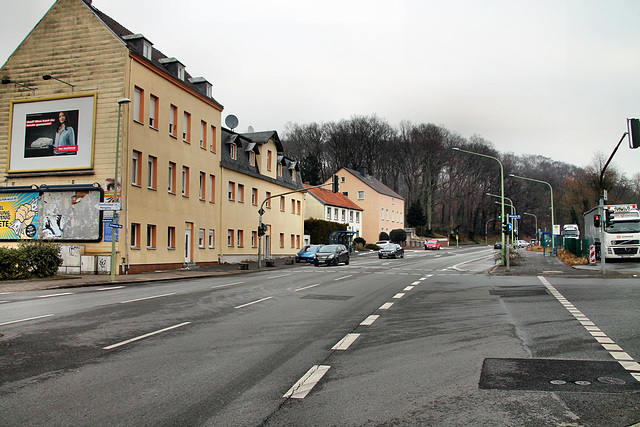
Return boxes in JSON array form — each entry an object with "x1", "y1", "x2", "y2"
[
  {"x1": 502, "y1": 222, "x2": 509, "y2": 234},
  {"x1": 258, "y1": 223, "x2": 267, "y2": 236},
  {"x1": 593, "y1": 214, "x2": 601, "y2": 228},
  {"x1": 628, "y1": 118, "x2": 640, "y2": 149},
  {"x1": 332, "y1": 174, "x2": 339, "y2": 193},
  {"x1": 605, "y1": 209, "x2": 613, "y2": 227}
]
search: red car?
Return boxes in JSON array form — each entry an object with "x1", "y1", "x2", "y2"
[{"x1": 424, "y1": 239, "x2": 441, "y2": 250}]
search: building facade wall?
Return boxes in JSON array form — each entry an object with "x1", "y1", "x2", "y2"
[
  {"x1": 122, "y1": 56, "x2": 223, "y2": 271},
  {"x1": 0, "y1": 0, "x2": 128, "y2": 259},
  {"x1": 329, "y1": 169, "x2": 404, "y2": 244}
]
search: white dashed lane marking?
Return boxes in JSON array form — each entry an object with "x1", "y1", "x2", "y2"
[{"x1": 538, "y1": 276, "x2": 640, "y2": 381}]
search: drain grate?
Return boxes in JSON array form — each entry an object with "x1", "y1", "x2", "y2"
[
  {"x1": 490, "y1": 286, "x2": 548, "y2": 297},
  {"x1": 479, "y1": 358, "x2": 640, "y2": 393},
  {"x1": 301, "y1": 294, "x2": 353, "y2": 301}
]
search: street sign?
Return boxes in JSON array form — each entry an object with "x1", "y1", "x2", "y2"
[
  {"x1": 508, "y1": 223, "x2": 513, "y2": 231},
  {"x1": 508, "y1": 214, "x2": 521, "y2": 219},
  {"x1": 98, "y1": 202, "x2": 122, "y2": 211},
  {"x1": 108, "y1": 223, "x2": 123, "y2": 229}
]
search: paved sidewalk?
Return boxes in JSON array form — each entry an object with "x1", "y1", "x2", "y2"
[
  {"x1": 490, "y1": 249, "x2": 638, "y2": 278},
  {"x1": 0, "y1": 258, "x2": 299, "y2": 293},
  {"x1": 3, "y1": 249, "x2": 637, "y2": 294}
]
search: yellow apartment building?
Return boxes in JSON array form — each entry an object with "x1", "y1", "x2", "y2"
[
  {"x1": 0, "y1": 0, "x2": 303, "y2": 273},
  {"x1": 325, "y1": 168, "x2": 405, "y2": 244}
]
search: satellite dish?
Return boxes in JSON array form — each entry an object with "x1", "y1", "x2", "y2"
[
  {"x1": 247, "y1": 125, "x2": 254, "y2": 133},
  {"x1": 225, "y1": 114, "x2": 239, "y2": 130}
]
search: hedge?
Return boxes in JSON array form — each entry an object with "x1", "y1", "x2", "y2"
[{"x1": 0, "y1": 241, "x2": 63, "y2": 280}]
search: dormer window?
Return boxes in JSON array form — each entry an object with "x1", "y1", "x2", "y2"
[
  {"x1": 249, "y1": 150, "x2": 255, "y2": 166},
  {"x1": 230, "y1": 143, "x2": 237, "y2": 160},
  {"x1": 143, "y1": 41, "x2": 152, "y2": 60},
  {"x1": 177, "y1": 65, "x2": 185, "y2": 81}
]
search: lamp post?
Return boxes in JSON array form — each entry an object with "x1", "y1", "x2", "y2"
[
  {"x1": 509, "y1": 174, "x2": 555, "y2": 256},
  {"x1": 524, "y1": 212, "x2": 538, "y2": 243},
  {"x1": 452, "y1": 147, "x2": 506, "y2": 266},
  {"x1": 111, "y1": 98, "x2": 131, "y2": 281},
  {"x1": 485, "y1": 218, "x2": 495, "y2": 245}
]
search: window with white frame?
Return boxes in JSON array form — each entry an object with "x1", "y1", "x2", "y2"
[
  {"x1": 356, "y1": 212, "x2": 360, "y2": 223},
  {"x1": 182, "y1": 166, "x2": 189, "y2": 196},
  {"x1": 169, "y1": 105, "x2": 177, "y2": 136},
  {"x1": 183, "y1": 112, "x2": 191, "y2": 142},
  {"x1": 200, "y1": 120, "x2": 206, "y2": 149},
  {"x1": 168, "y1": 226, "x2": 175, "y2": 249},
  {"x1": 358, "y1": 191, "x2": 365, "y2": 200},
  {"x1": 227, "y1": 229, "x2": 234, "y2": 246},
  {"x1": 228, "y1": 182, "x2": 235, "y2": 201},
  {"x1": 149, "y1": 94, "x2": 158, "y2": 129},
  {"x1": 168, "y1": 162, "x2": 176, "y2": 193},
  {"x1": 147, "y1": 155, "x2": 157, "y2": 189},
  {"x1": 326, "y1": 207, "x2": 331, "y2": 220},
  {"x1": 133, "y1": 86, "x2": 143, "y2": 123},
  {"x1": 132, "y1": 151, "x2": 141, "y2": 186},
  {"x1": 198, "y1": 228, "x2": 205, "y2": 248},
  {"x1": 146, "y1": 224, "x2": 156, "y2": 249},
  {"x1": 208, "y1": 229, "x2": 215, "y2": 248},
  {"x1": 199, "y1": 172, "x2": 205, "y2": 200}
]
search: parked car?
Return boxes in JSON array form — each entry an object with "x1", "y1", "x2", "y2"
[
  {"x1": 516, "y1": 240, "x2": 530, "y2": 248},
  {"x1": 375, "y1": 240, "x2": 390, "y2": 247},
  {"x1": 295, "y1": 244, "x2": 323, "y2": 263},
  {"x1": 379, "y1": 243, "x2": 404, "y2": 259},
  {"x1": 314, "y1": 244, "x2": 350, "y2": 266},
  {"x1": 493, "y1": 242, "x2": 502, "y2": 249},
  {"x1": 424, "y1": 239, "x2": 441, "y2": 250}
]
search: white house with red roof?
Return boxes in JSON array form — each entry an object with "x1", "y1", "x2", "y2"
[{"x1": 304, "y1": 184, "x2": 364, "y2": 237}]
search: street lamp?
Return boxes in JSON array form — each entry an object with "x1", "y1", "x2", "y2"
[
  {"x1": 111, "y1": 98, "x2": 131, "y2": 281},
  {"x1": 452, "y1": 147, "x2": 506, "y2": 266},
  {"x1": 524, "y1": 212, "x2": 538, "y2": 243},
  {"x1": 509, "y1": 174, "x2": 555, "y2": 256}
]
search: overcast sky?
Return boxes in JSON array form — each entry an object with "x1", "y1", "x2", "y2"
[{"x1": 2, "y1": 0, "x2": 639, "y2": 178}]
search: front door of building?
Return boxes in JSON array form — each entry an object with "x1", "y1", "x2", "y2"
[{"x1": 184, "y1": 228, "x2": 192, "y2": 263}]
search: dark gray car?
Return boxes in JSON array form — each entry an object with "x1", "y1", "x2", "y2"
[
  {"x1": 378, "y1": 243, "x2": 404, "y2": 259},
  {"x1": 314, "y1": 244, "x2": 350, "y2": 266}
]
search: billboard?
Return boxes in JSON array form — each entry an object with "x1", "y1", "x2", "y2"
[
  {"x1": 7, "y1": 94, "x2": 97, "y2": 172},
  {"x1": 0, "y1": 192, "x2": 39, "y2": 240},
  {"x1": 0, "y1": 186, "x2": 103, "y2": 242}
]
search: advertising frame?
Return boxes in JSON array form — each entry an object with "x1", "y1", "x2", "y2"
[
  {"x1": 7, "y1": 93, "x2": 97, "y2": 173},
  {"x1": 0, "y1": 185, "x2": 104, "y2": 242}
]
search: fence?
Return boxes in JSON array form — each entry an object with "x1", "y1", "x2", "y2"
[{"x1": 557, "y1": 237, "x2": 590, "y2": 258}]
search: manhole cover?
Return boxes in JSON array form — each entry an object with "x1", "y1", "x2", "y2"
[
  {"x1": 490, "y1": 286, "x2": 548, "y2": 297},
  {"x1": 301, "y1": 294, "x2": 352, "y2": 301},
  {"x1": 479, "y1": 358, "x2": 640, "y2": 393}
]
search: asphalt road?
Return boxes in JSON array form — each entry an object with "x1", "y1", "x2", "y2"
[{"x1": 0, "y1": 246, "x2": 638, "y2": 426}]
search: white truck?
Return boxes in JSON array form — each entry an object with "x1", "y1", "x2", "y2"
[
  {"x1": 583, "y1": 204, "x2": 640, "y2": 260},
  {"x1": 562, "y1": 224, "x2": 580, "y2": 239}
]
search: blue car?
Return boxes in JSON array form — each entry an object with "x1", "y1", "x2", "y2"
[{"x1": 295, "y1": 244, "x2": 324, "y2": 263}]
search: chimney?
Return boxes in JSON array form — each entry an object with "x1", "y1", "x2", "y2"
[{"x1": 360, "y1": 167, "x2": 367, "y2": 177}]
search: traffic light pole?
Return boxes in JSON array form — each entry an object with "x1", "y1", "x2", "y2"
[{"x1": 257, "y1": 176, "x2": 339, "y2": 269}]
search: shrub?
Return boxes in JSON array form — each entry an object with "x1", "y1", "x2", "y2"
[
  {"x1": 389, "y1": 229, "x2": 407, "y2": 243},
  {"x1": 365, "y1": 243, "x2": 381, "y2": 251},
  {"x1": 0, "y1": 241, "x2": 62, "y2": 280},
  {"x1": 378, "y1": 231, "x2": 390, "y2": 241},
  {"x1": 353, "y1": 237, "x2": 366, "y2": 246}
]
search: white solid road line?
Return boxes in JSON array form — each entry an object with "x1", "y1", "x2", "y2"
[
  {"x1": 538, "y1": 276, "x2": 640, "y2": 381},
  {"x1": 103, "y1": 322, "x2": 191, "y2": 350},
  {"x1": 37, "y1": 292, "x2": 73, "y2": 298},
  {"x1": 212, "y1": 281, "x2": 245, "y2": 289},
  {"x1": 332, "y1": 333, "x2": 361, "y2": 350},
  {"x1": 267, "y1": 274, "x2": 291, "y2": 279},
  {"x1": 283, "y1": 365, "x2": 331, "y2": 399},
  {"x1": 96, "y1": 286, "x2": 125, "y2": 291},
  {"x1": 120, "y1": 293, "x2": 176, "y2": 304},
  {"x1": 0, "y1": 314, "x2": 54, "y2": 327},
  {"x1": 234, "y1": 296, "x2": 273, "y2": 309}
]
